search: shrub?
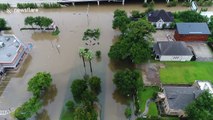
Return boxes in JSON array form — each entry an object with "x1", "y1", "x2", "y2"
[
  {"x1": 145, "y1": 6, "x2": 154, "y2": 14},
  {"x1": 124, "y1": 107, "x2": 132, "y2": 118},
  {"x1": 182, "y1": 1, "x2": 191, "y2": 7},
  {"x1": 200, "y1": 7, "x2": 208, "y2": 12},
  {"x1": 95, "y1": 50, "x2": 101, "y2": 58},
  {"x1": 42, "y1": 3, "x2": 61, "y2": 8},
  {"x1": 149, "y1": 1, "x2": 155, "y2": 7},
  {"x1": 52, "y1": 27, "x2": 60, "y2": 36},
  {"x1": 162, "y1": 23, "x2": 167, "y2": 29},
  {"x1": 66, "y1": 100, "x2": 75, "y2": 111},
  {"x1": 143, "y1": 3, "x2": 148, "y2": 7},
  {"x1": 17, "y1": 3, "x2": 38, "y2": 9},
  {"x1": 197, "y1": 0, "x2": 212, "y2": 6},
  {"x1": 167, "y1": 0, "x2": 178, "y2": 7},
  {"x1": 0, "y1": 3, "x2": 10, "y2": 11}
]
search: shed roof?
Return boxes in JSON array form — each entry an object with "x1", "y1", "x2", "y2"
[
  {"x1": 176, "y1": 23, "x2": 211, "y2": 35},
  {"x1": 153, "y1": 41, "x2": 193, "y2": 56}
]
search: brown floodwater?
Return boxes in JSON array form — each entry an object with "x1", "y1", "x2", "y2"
[{"x1": 0, "y1": 3, "x2": 212, "y2": 120}]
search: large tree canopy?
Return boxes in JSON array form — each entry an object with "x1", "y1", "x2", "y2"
[
  {"x1": 0, "y1": 18, "x2": 7, "y2": 30},
  {"x1": 185, "y1": 91, "x2": 213, "y2": 120},
  {"x1": 113, "y1": 69, "x2": 141, "y2": 96},
  {"x1": 174, "y1": 10, "x2": 209, "y2": 23},
  {"x1": 109, "y1": 19, "x2": 155, "y2": 64},
  {"x1": 71, "y1": 79, "x2": 88, "y2": 102},
  {"x1": 28, "y1": 72, "x2": 52, "y2": 97}
]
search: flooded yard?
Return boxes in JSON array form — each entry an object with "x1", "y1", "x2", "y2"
[{"x1": 0, "y1": 3, "x2": 211, "y2": 120}]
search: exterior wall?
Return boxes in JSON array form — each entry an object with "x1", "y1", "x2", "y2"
[
  {"x1": 159, "y1": 55, "x2": 193, "y2": 61},
  {"x1": 152, "y1": 22, "x2": 172, "y2": 29},
  {"x1": 174, "y1": 31, "x2": 209, "y2": 41}
]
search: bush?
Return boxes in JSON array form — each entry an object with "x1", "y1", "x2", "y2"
[
  {"x1": 0, "y1": 3, "x2": 10, "y2": 11},
  {"x1": 52, "y1": 27, "x2": 60, "y2": 36},
  {"x1": 17, "y1": 3, "x2": 38, "y2": 9},
  {"x1": 167, "y1": 0, "x2": 178, "y2": 7},
  {"x1": 162, "y1": 23, "x2": 166, "y2": 29},
  {"x1": 149, "y1": 1, "x2": 155, "y2": 7},
  {"x1": 95, "y1": 50, "x2": 101, "y2": 58},
  {"x1": 197, "y1": 0, "x2": 212, "y2": 6},
  {"x1": 143, "y1": 3, "x2": 149, "y2": 7},
  {"x1": 145, "y1": 6, "x2": 154, "y2": 14},
  {"x1": 42, "y1": 3, "x2": 61, "y2": 8},
  {"x1": 124, "y1": 107, "x2": 132, "y2": 118},
  {"x1": 66, "y1": 100, "x2": 75, "y2": 111},
  {"x1": 182, "y1": 1, "x2": 191, "y2": 7},
  {"x1": 169, "y1": 22, "x2": 176, "y2": 29},
  {"x1": 200, "y1": 7, "x2": 208, "y2": 12}
]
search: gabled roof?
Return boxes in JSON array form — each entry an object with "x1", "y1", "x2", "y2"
[
  {"x1": 176, "y1": 23, "x2": 211, "y2": 35},
  {"x1": 148, "y1": 9, "x2": 174, "y2": 22},
  {"x1": 153, "y1": 41, "x2": 193, "y2": 56},
  {"x1": 164, "y1": 86, "x2": 203, "y2": 110}
]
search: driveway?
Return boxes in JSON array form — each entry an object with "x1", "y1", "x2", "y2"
[
  {"x1": 186, "y1": 42, "x2": 213, "y2": 61},
  {"x1": 152, "y1": 30, "x2": 175, "y2": 42}
]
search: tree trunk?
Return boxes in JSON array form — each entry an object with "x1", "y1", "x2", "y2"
[
  {"x1": 82, "y1": 57, "x2": 87, "y2": 75},
  {"x1": 89, "y1": 60, "x2": 93, "y2": 76}
]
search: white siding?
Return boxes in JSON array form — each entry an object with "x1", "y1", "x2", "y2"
[{"x1": 160, "y1": 55, "x2": 193, "y2": 61}]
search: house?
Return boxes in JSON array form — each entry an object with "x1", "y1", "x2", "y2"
[
  {"x1": 0, "y1": 34, "x2": 28, "y2": 76},
  {"x1": 148, "y1": 9, "x2": 174, "y2": 29},
  {"x1": 157, "y1": 81, "x2": 213, "y2": 117},
  {"x1": 174, "y1": 23, "x2": 211, "y2": 41},
  {"x1": 153, "y1": 41, "x2": 193, "y2": 61}
]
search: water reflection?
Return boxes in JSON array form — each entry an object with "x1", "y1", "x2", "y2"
[
  {"x1": 35, "y1": 109, "x2": 50, "y2": 120},
  {"x1": 108, "y1": 59, "x2": 135, "y2": 72},
  {"x1": 112, "y1": 89, "x2": 131, "y2": 105},
  {"x1": 42, "y1": 84, "x2": 57, "y2": 106},
  {"x1": 31, "y1": 32, "x2": 58, "y2": 41}
]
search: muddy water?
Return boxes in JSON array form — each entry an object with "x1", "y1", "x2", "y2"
[{"x1": 0, "y1": 3, "x2": 212, "y2": 120}]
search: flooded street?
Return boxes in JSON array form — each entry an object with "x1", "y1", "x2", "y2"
[{"x1": 0, "y1": 3, "x2": 212, "y2": 120}]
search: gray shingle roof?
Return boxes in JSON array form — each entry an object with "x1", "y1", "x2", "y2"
[
  {"x1": 176, "y1": 23, "x2": 211, "y2": 35},
  {"x1": 153, "y1": 41, "x2": 193, "y2": 56},
  {"x1": 164, "y1": 86, "x2": 203, "y2": 110},
  {"x1": 148, "y1": 9, "x2": 174, "y2": 22}
]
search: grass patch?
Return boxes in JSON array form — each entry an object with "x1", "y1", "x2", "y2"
[
  {"x1": 138, "y1": 87, "x2": 159, "y2": 116},
  {"x1": 160, "y1": 62, "x2": 213, "y2": 84}
]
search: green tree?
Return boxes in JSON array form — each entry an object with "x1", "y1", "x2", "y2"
[
  {"x1": 185, "y1": 91, "x2": 213, "y2": 120},
  {"x1": 109, "y1": 19, "x2": 155, "y2": 64},
  {"x1": 113, "y1": 69, "x2": 141, "y2": 97},
  {"x1": 84, "y1": 49, "x2": 94, "y2": 76},
  {"x1": 88, "y1": 76, "x2": 101, "y2": 95},
  {"x1": 82, "y1": 28, "x2": 100, "y2": 41},
  {"x1": 0, "y1": 18, "x2": 6, "y2": 30},
  {"x1": 71, "y1": 79, "x2": 88, "y2": 102},
  {"x1": 34, "y1": 16, "x2": 53, "y2": 29},
  {"x1": 174, "y1": 10, "x2": 209, "y2": 22},
  {"x1": 25, "y1": 16, "x2": 35, "y2": 28},
  {"x1": 124, "y1": 107, "x2": 132, "y2": 118},
  {"x1": 112, "y1": 9, "x2": 130, "y2": 33},
  {"x1": 79, "y1": 47, "x2": 87, "y2": 74},
  {"x1": 74, "y1": 104, "x2": 97, "y2": 120},
  {"x1": 66, "y1": 100, "x2": 75, "y2": 112},
  {"x1": 208, "y1": 16, "x2": 213, "y2": 42},
  {"x1": 81, "y1": 90, "x2": 98, "y2": 106},
  {"x1": 28, "y1": 72, "x2": 52, "y2": 97},
  {"x1": 14, "y1": 97, "x2": 42, "y2": 120}
]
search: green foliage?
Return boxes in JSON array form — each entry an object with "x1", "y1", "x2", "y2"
[
  {"x1": 95, "y1": 50, "x2": 101, "y2": 58},
  {"x1": 0, "y1": 18, "x2": 7, "y2": 30},
  {"x1": 109, "y1": 19, "x2": 155, "y2": 63},
  {"x1": 81, "y1": 90, "x2": 98, "y2": 106},
  {"x1": 143, "y1": 3, "x2": 149, "y2": 7},
  {"x1": 124, "y1": 107, "x2": 132, "y2": 118},
  {"x1": 113, "y1": 69, "x2": 141, "y2": 96},
  {"x1": 167, "y1": 0, "x2": 178, "y2": 7},
  {"x1": 17, "y1": 3, "x2": 38, "y2": 9},
  {"x1": 200, "y1": 7, "x2": 208, "y2": 12},
  {"x1": 207, "y1": 16, "x2": 213, "y2": 42},
  {"x1": 52, "y1": 27, "x2": 60, "y2": 36},
  {"x1": 185, "y1": 91, "x2": 213, "y2": 120},
  {"x1": 197, "y1": 0, "x2": 212, "y2": 7},
  {"x1": 145, "y1": 6, "x2": 154, "y2": 14},
  {"x1": 112, "y1": 9, "x2": 130, "y2": 33},
  {"x1": 130, "y1": 10, "x2": 145, "y2": 19},
  {"x1": 42, "y1": 3, "x2": 61, "y2": 8},
  {"x1": 74, "y1": 105, "x2": 97, "y2": 120},
  {"x1": 82, "y1": 28, "x2": 100, "y2": 41},
  {"x1": 71, "y1": 79, "x2": 88, "y2": 102},
  {"x1": 28, "y1": 72, "x2": 52, "y2": 97},
  {"x1": 149, "y1": 0, "x2": 155, "y2": 7},
  {"x1": 66, "y1": 100, "x2": 75, "y2": 112},
  {"x1": 174, "y1": 10, "x2": 209, "y2": 22},
  {"x1": 0, "y1": 3, "x2": 10, "y2": 11},
  {"x1": 14, "y1": 97, "x2": 42, "y2": 120},
  {"x1": 88, "y1": 76, "x2": 101, "y2": 95},
  {"x1": 24, "y1": 16, "x2": 53, "y2": 28},
  {"x1": 182, "y1": 1, "x2": 191, "y2": 7}
]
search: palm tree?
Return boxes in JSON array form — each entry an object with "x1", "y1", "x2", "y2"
[
  {"x1": 84, "y1": 49, "x2": 94, "y2": 76},
  {"x1": 79, "y1": 47, "x2": 87, "y2": 75}
]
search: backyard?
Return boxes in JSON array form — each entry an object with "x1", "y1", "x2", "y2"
[
  {"x1": 160, "y1": 62, "x2": 213, "y2": 84},
  {"x1": 138, "y1": 87, "x2": 159, "y2": 116}
]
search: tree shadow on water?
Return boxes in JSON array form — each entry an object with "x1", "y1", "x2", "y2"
[
  {"x1": 35, "y1": 109, "x2": 50, "y2": 120},
  {"x1": 112, "y1": 89, "x2": 131, "y2": 105},
  {"x1": 41, "y1": 84, "x2": 57, "y2": 106}
]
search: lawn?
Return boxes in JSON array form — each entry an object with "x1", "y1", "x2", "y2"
[
  {"x1": 60, "y1": 108, "x2": 74, "y2": 120},
  {"x1": 138, "y1": 87, "x2": 159, "y2": 116},
  {"x1": 160, "y1": 62, "x2": 213, "y2": 84}
]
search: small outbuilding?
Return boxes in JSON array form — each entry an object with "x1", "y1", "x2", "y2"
[
  {"x1": 148, "y1": 9, "x2": 174, "y2": 29},
  {"x1": 174, "y1": 23, "x2": 211, "y2": 41},
  {"x1": 153, "y1": 41, "x2": 193, "y2": 61}
]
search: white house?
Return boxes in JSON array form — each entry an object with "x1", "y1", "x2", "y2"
[
  {"x1": 153, "y1": 41, "x2": 194, "y2": 61},
  {"x1": 148, "y1": 10, "x2": 174, "y2": 29}
]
